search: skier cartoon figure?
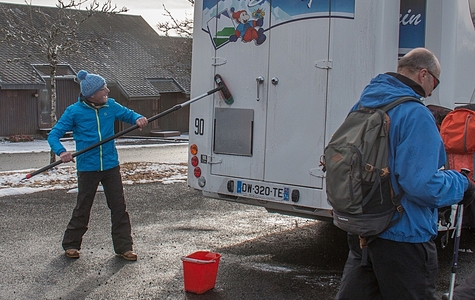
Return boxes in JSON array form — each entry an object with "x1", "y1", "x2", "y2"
[{"x1": 229, "y1": 7, "x2": 266, "y2": 45}]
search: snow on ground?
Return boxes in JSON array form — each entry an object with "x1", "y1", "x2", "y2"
[
  {"x1": 0, "y1": 162, "x2": 188, "y2": 198},
  {"x1": 0, "y1": 138, "x2": 188, "y2": 198}
]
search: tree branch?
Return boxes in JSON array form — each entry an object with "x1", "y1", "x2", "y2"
[{"x1": 156, "y1": 2, "x2": 193, "y2": 37}]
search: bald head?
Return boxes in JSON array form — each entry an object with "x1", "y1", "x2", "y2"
[
  {"x1": 398, "y1": 48, "x2": 440, "y2": 75},
  {"x1": 397, "y1": 48, "x2": 441, "y2": 97}
]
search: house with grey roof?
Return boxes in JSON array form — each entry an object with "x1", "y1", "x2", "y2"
[{"x1": 0, "y1": 2, "x2": 191, "y2": 138}]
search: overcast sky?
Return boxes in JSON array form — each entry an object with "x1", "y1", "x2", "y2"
[{"x1": 3, "y1": 0, "x2": 194, "y2": 34}]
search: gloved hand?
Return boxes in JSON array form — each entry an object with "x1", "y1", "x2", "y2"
[{"x1": 460, "y1": 172, "x2": 475, "y2": 207}]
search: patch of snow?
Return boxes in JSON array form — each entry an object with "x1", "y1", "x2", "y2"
[
  {"x1": 0, "y1": 138, "x2": 189, "y2": 198},
  {"x1": 0, "y1": 162, "x2": 188, "y2": 198}
]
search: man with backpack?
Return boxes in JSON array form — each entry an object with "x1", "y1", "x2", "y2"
[{"x1": 334, "y1": 47, "x2": 475, "y2": 299}]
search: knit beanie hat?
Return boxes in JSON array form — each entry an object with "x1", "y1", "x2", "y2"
[{"x1": 77, "y1": 70, "x2": 106, "y2": 98}]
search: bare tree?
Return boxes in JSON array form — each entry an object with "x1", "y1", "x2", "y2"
[
  {"x1": 156, "y1": 0, "x2": 194, "y2": 37},
  {"x1": 471, "y1": 0, "x2": 475, "y2": 26},
  {"x1": 0, "y1": 0, "x2": 127, "y2": 162}
]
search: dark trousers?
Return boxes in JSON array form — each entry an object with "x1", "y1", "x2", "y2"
[
  {"x1": 335, "y1": 234, "x2": 438, "y2": 300},
  {"x1": 62, "y1": 166, "x2": 133, "y2": 254},
  {"x1": 453, "y1": 267, "x2": 475, "y2": 300}
]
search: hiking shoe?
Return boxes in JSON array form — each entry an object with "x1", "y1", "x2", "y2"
[
  {"x1": 117, "y1": 250, "x2": 137, "y2": 261},
  {"x1": 65, "y1": 249, "x2": 80, "y2": 259}
]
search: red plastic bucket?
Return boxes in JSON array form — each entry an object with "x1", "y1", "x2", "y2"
[{"x1": 181, "y1": 251, "x2": 221, "y2": 294}]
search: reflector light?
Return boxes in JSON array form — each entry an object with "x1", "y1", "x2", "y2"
[
  {"x1": 291, "y1": 189, "x2": 300, "y2": 202},
  {"x1": 194, "y1": 167, "x2": 201, "y2": 178},
  {"x1": 191, "y1": 156, "x2": 199, "y2": 167},
  {"x1": 190, "y1": 144, "x2": 198, "y2": 155},
  {"x1": 198, "y1": 176, "x2": 206, "y2": 187},
  {"x1": 227, "y1": 180, "x2": 234, "y2": 192}
]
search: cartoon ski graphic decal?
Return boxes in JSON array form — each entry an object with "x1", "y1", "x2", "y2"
[{"x1": 202, "y1": 0, "x2": 355, "y2": 49}]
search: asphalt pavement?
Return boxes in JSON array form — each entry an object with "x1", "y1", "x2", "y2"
[
  {"x1": 0, "y1": 182, "x2": 347, "y2": 299},
  {"x1": 1, "y1": 181, "x2": 475, "y2": 299},
  {"x1": 1, "y1": 139, "x2": 475, "y2": 299}
]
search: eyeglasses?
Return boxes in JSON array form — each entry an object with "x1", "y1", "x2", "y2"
[{"x1": 426, "y1": 69, "x2": 440, "y2": 89}]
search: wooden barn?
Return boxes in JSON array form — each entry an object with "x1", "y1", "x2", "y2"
[{"x1": 0, "y1": 2, "x2": 191, "y2": 139}]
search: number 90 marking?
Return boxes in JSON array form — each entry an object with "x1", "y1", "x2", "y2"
[{"x1": 194, "y1": 118, "x2": 204, "y2": 135}]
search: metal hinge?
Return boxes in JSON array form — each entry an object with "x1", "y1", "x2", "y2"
[
  {"x1": 212, "y1": 57, "x2": 227, "y2": 66},
  {"x1": 315, "y1": 59, "x2": 333, "y2": 69}
]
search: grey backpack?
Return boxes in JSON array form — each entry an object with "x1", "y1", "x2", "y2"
[{"x1": 324, "y1": 97, "x2": 420, "y2": 238}]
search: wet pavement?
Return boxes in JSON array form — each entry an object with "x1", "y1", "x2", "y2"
[
  {"x1": 0, "y1": 182, "x2": 345, "y2": 299},
  {"x1": 1, "y1": 182, "x2": 475, "y2": 299}
]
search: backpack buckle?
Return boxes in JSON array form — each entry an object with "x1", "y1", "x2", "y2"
[
  {"x1": 380, "y1": 167, "x2": 390, "y2": 177},
  {"x1": 396, "y1": 205, "x2": 404, "y2": 213},
  {"x1": 365, "y1": 164, "x2": 374, "y2": 172}
]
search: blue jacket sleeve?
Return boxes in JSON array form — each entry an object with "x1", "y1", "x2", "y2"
[
  {"x1": 109, "y1": 99, "x2": 143, "y2": 124},
  {"x1": 47, "y1": 106, "x2": 74, "y2": 156},
  {"x1": 390, "y1": 102, "x2": 467, "y2": 208}
]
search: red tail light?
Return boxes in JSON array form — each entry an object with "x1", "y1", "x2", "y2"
[
  {"x1": 191, "y1": 155, "x2": 199, "y2": 167},
  {"x1": 194, "y1": 167, "x2": 201, "y2": 178}
]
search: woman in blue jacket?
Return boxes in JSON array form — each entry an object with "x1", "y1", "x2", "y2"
[
  {"x1": 48, "y1": 70, "x2": 148, "y2": 261},
  {"x1": 335, "y1": 48, "x2": 475, "y2": 299}
]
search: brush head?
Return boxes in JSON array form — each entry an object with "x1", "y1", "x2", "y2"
[{"x1": 214, "y1": 74, "x2": 234, "y2": 105}]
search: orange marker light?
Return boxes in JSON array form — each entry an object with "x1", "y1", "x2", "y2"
[{"x1": 190, "y1": 144, "x2": 198, "y2": 155}]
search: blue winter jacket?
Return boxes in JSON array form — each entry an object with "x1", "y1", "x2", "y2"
[
  {"x1": 48, "y1": 96, "x2": 143, "y2": 172},
  {"x1": 352, "y1": 73, "x2": 468, "y2": 243}
]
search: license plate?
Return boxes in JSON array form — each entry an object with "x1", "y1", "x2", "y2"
[{"x1": 236, "y1": 181, "x2": 290, "y2": 201}]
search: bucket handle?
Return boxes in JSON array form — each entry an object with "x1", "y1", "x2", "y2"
[{"x1": 181, "y1": 256, "x2": 217, "y2": 264}]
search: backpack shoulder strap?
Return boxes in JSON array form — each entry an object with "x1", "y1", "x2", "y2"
[
  {"x1": 381, "y1": 96, "x2": 422, "y2": 112},
  {"x1": 378, "y1": 97, "x2": 421, "y2": 208}
]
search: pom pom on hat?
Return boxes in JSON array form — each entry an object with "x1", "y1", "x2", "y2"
[{"x1": 77, "y1": 70, "x2": 106, "y2": 98}]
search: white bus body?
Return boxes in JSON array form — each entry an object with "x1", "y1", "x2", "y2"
[{"x1": 187, "y1": 0, "x2": 475, "y2": 220}]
